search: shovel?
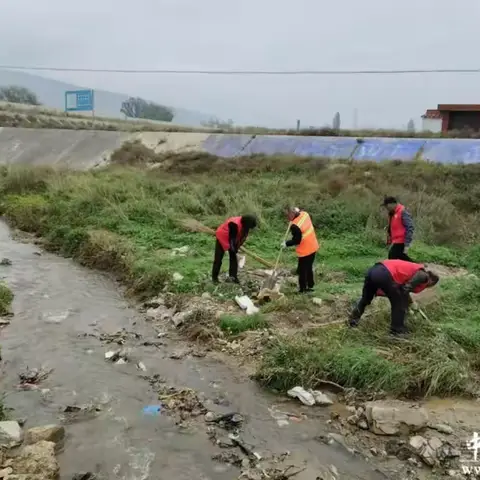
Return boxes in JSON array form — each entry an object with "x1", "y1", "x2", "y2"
[{"x1": 262, "y1": 223, "x2": 291, "y2": 290}]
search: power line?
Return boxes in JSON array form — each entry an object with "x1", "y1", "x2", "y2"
[{"x1": 1, "y1": 65, "x2": 480, "y2": 75}]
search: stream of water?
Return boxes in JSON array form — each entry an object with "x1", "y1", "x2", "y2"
[{"x1": 0, "y1": 221, "x2": 389, "y2": 479}]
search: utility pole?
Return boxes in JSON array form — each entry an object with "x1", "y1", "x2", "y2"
[
  {"x1": 353, "y1": 108, "x2": 358, "y2": 130},
  {"x1": 296, "y1": 119, "x2": 300, "y2": 132}
]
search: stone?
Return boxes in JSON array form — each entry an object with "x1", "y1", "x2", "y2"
[
  {"x1": 358, "y1": 419, "x2": 369, "y2": 430},
  {"x1": 171, "y1": 311, "x2": 191, "y2": 328},
  {"x1": 136, "y1": 362, "x2": 147, "y2": 372},
  {"x1": 431, "y1": 423, "x2": 453, "y2": 435},
  {"x1": 365, "y1": 401, "x2": 428, "y2": 435},
  {"x1": 409, "y1": 435, "x2": 442, "y2": 467},
  {"x1": 0, "y1": 467, "x2": 12, "y2": 478},
  {"x1": 172, "y1": 272, "x2": 184, "y2": 282},
  {"x1": 115, "y1": 358, "x2": 127, "y2": 365},
  {"x1": 311, "y1": 390, "x2": 333, "y2": 406},
  {"x1": 204, "y1": 412, "x2": 216, "y2": 422},
  {"x1": 24, "y1": 424, "x2": 65, "y2": 446},
  {"x1": 347, "y1": 415, "x2": 359, "y2": 425},
  {"x1": 312, "y1": 297, "x2": 323, "y2": 306},
  {"x1": 0, "y1": 421, "x2": 23, "y2": 447},
  {"x1": 0, "y1": 258, "x2": 12, "y2": 266},
  {"x1": 9, "y1": 441, "x2": 59, "y2": 478}
]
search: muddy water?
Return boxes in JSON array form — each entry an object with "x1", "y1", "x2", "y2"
[{"x1": 0, "y1": 221, "x2": 388, "y2": 480}]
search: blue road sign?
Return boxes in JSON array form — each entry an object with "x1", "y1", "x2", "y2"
[{"x1": 65, "y1": 89, "x2": 94, "y2": 112}]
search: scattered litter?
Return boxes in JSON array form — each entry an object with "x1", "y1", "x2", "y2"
[
  {"x1": 142, "y1": 405, "x2": 162, "y2": 416},
  {"x1": 172, "y1": 272, "x2": 184, "y2": 282},
  {"x1": 136, "y1": 362, "x2": 147, "y2": 372},
  {"x1": 311, "y1": 390, "x2": 333, "y2": 406},
  {"x1": 62, "y1": 403, "x2": 102, "y2": 424},
  {"x1": 105, "y1": 348, "x2": 130, "y2": 363},
  {"x1": 287, "y1": 387, "x2": 315, "y2": 406},
  {"x1": 169, "y1": 348, "x2": 191, "y2": 360},
  {"x1": 157, "y1": 385, "x2": 207, "y2": 423},
  {"x1": 171, "y1": 246, "x2": 190, "y2": 256},
  {"x1": 72, "y1": 473, "x2": 98, "y2": 480},
  {"x1": 105, "y1": 351, "x2": 118, "y2": 360},
  {"x1": 18, "y1": 367, "x2": 53, "y2": 388},
  {"x1": 237, "y1": 255, "x2": 246, "y2": 269},
  {"x1": 99, "y1": 329, "x2": 141, "y2": 345},
  {"x1": 42, "y1": 309, "x2": 73, "y2": 324},
  {"x1": 257, "y1": 288, "x2": 284, "y2": 304},
  {"x1": 0, "y1": 319, "x2": 11, "y2": 327},
  {"x1": 312, "y1": 297, "x2": 323, "y2": 306},
  {"x1": 205, "y1": 412, "x2": 244, "y2": 431},
  {"x1": 235, "y1": 296, "x2": 259, "y2": 316},
  {"x1": 0, "y1": 258, "x2": 12, "y2": 266}
]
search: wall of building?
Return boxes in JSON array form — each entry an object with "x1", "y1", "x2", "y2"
[{"x1": 421, "y1": 118, "x2": 442, "y2": 133}]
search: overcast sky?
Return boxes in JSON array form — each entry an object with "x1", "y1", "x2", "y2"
[{"x1": 2, "y1": 0, "x2": 480, "y2": 128}]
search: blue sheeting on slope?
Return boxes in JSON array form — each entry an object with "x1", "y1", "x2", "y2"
[
  {"x1": 201, "y1": 134, "x2": 480, "y2": 164},
  {"x1": 202, "y1": 134, "x2": 253, "y2": 158},
  {"x1": 422, "y1": 139, "x2": 480, "y2": 164},
  {"x1": 353, "y1": 138, "x2": 426, "y2": 162},
  {"x1": 242, "y1": 135, "x2": 357, "y2": 158}
]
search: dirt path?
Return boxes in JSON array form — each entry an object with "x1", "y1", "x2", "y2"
[{"x1": 0, "y1": 221, "x2": 391, "y2": 480}]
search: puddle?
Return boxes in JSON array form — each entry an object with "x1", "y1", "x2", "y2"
[{"x1": 0, "y1": 222, "x2": 388, "y2": 479}]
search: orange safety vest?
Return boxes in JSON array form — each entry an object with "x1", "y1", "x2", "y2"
[{"x1": 291, "y1": 211, "x2": 319, "y2": 257}]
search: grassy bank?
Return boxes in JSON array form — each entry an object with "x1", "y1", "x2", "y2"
[
  {"x1": 1, "y1": 153, "x2": 480, "y2": 397},
  {"x1": 0, "y1": 283, "x2": 14, "y2": 316}
]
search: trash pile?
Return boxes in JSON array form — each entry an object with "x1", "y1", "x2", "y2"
[{"x1": 18, "y1": 366, "x2": 53, "y2": 390}]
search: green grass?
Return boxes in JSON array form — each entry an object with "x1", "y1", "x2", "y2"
[
  {"x1": 219, "y1": 313, "x2": 269, "y2": 335},
  {"x1": 0, "y1": 283, "x2": 14, "y2": 316},
  {"x1": 2, "y1": 152, "x2": 480, "y2": 397}
]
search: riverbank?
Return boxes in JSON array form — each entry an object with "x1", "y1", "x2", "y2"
[{"x1": 1, "y1": 153, "x2": 480, "y2": 401}]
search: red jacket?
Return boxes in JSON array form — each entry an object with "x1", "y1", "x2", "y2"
[
  {"x1": 377, "y1": 259, "x2": 428, "y2": 296},
  {"x1": 216, "y1": 216, "x2": 243, "y2": 252},
  {"x1": 388, "y1": 204, "x2": 406, "y2": 244}
]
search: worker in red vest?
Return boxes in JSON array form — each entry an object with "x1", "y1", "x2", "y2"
[
  {"x1": 349, "y1": 259, "x2": 439, "y2": 336},
  {"x1": 282, "y1": 207, "x2": 319, "y2": 293},
  {"x1": 212, "y1": 214, "x2": 257, "y2": 284},
  {"x1": 382, "y1": 196, "x2": 414, "y2": 261}
]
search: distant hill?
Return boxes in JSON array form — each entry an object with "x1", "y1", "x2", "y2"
[{"x1": 0, "y1": 69, "x2": 214, "y2": 126}]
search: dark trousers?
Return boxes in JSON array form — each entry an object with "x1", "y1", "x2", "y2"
[
  {"x1": 351, "y1": 263, "x2": 408, "y2": 334},
  {"x1": 388, "y1": 243, "x2": 413, "y2": 262},
  {"x1": 212, "y1": 240, "x2": 238, "y2": 281},
  {"x1": 297, "y1": 252, "x2": 316, "y2": 292}
]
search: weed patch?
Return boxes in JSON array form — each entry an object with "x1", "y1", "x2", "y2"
[
  {"x1": 1, "y1": 155, "x2": 480, "y2": 397},
  {"x1": 219, "y1": 313, "x2": 269, "y2": 335},
  {"x1": 0, "y1": 283, "x2": 14, "y2": 316}
]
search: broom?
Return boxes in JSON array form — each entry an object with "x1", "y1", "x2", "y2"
[{"x1": 179, "y1": 218, "x2": 275, "y2": 269}]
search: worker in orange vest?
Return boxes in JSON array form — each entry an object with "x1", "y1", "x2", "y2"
[
  {"x1": 349, "y1": 259, "x2": 439, "y2": 336},
  {"x1": 212, "y1": 214, "x2": 257, "y2": 284},
  {"x1": 282, "y1": 207, "x2": 319, "y2": 293},
  {"x1": 382, "y1": 196, "x2": 414, "y2": 261}
]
